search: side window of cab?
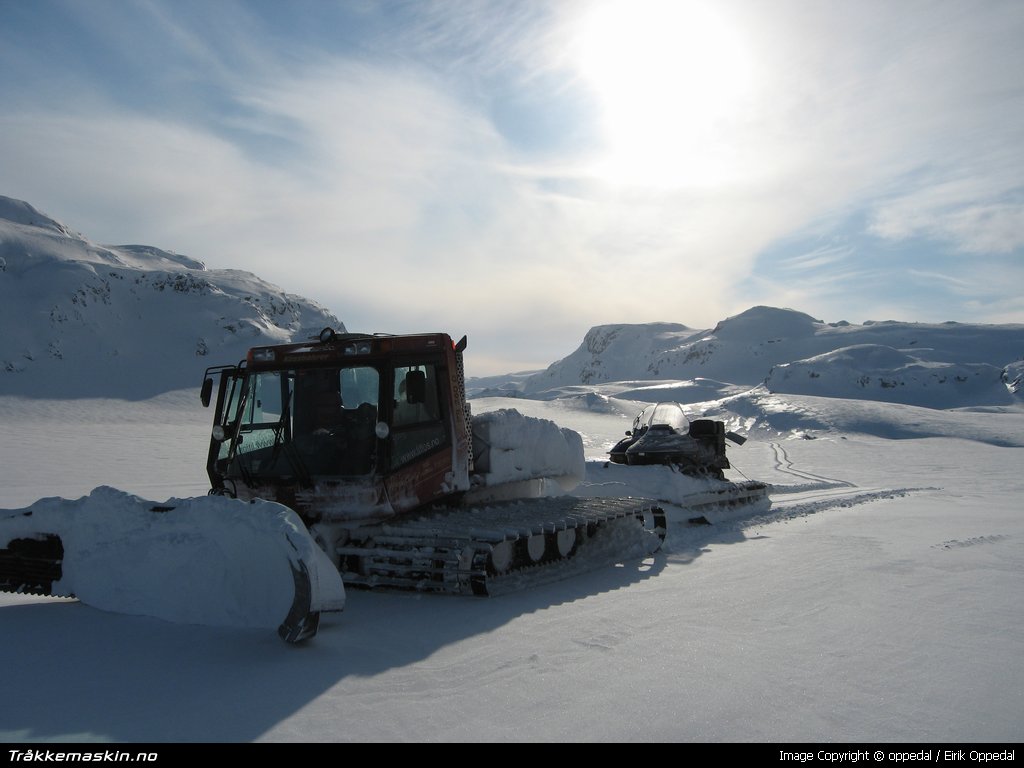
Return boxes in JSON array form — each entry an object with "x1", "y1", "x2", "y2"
[{"x1": 390, "y1": 364, "x2": 447, "y2": 468}]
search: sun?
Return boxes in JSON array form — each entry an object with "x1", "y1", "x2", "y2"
[{"x1": 573, "y1": 0, "x2": 755, "y2": 187}]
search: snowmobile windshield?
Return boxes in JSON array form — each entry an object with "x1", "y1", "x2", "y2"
[
  {"x1": 639, "y1": 403, "x2": 689, "y2": 432},
  {"x1": 225, "y1": 366, "x2": 381, "y2": 480}
]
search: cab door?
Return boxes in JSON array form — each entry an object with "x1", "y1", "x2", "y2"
[{"x1": 382, "y1": 359, "x2": 456, "y2": 512}]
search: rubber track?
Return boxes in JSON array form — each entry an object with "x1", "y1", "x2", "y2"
[{"x1": 335, "y1": 496, "x2": 668, "y2": 595}]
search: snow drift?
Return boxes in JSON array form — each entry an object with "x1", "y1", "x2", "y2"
[
  {"x1": 765, "y1": 344, "x2": 1015, "y2": 407},
  {"x1": 472, "y1": 408, "x2": 586, "y2": 491}
]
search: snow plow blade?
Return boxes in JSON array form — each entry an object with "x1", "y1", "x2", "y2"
[{"x1": 0, "y1": 487, "x2": 345, "y2": 643}]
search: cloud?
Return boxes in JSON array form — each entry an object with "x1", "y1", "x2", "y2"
[
  {"x1": 0, "y1": 112, "x2": 282, "y2": 243},
  {"x1": 777, "y1": 244, "x2": 857, "y2": 273},
  {"x1": 868, "y1": 171, "x2": 1024, "y2": 254},
  {"x1": 0, "y1": 57, "x2": 636, "y2": 370},
  {"x1": 1, "y1": 0, "x2": 1022, "y2": 375}
]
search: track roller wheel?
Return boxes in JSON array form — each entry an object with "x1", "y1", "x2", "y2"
[
  {"x1": 488, "y1": 540, "x2": 514, "y2": 574},
  {"x1": 525, "y1": 533, "x2": 547, "y2": 563},
  {"x1": 342, "y1": 536, "x2": 375, "y2": 577},
  {"x1": 554, "y1": 527, "x2": 579, "y2": 558}
]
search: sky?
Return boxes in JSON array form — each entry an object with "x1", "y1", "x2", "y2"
[{"x1": 1, "y1": 0, "x2": 1023, "y2": 376}]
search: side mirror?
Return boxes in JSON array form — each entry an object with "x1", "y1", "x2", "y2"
[{"x1": 200, "y1": 377, "x2": 213, "y2": 408}]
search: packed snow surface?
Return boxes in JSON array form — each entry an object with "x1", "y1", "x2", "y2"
[{"x1": 2, "y1": 387, "x2": 1022, "y2": 743}]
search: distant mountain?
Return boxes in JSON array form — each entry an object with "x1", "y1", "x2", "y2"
[
  {"x1": 0, "y1": 196, "x2": 342, "y2": 398},
  {"x1": 6, "y1": 195, "x2": 1022, "y2": 409},
  {"x1": 519, "y1": 306, "x2": 1024, "y2": 408}
]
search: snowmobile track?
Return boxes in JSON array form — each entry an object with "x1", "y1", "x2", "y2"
[{"x1": 769, "y1": 441, "x2": 856, "y2": 493}]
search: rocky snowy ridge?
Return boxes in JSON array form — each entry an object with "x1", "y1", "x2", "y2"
[
  {"x1": 0, "y1": 196, "x2": 342, "y2": 398},
  {"x1": 517, "y1": 307, "x2": 1024, "y2": 408},
  {"x1": 3, "y1": 196, "x2": 1022, "y2": 408}
]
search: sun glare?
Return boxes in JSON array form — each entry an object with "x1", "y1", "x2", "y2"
[{"x1": 573, "y1": 0, "x2": 754, "y2": 188}]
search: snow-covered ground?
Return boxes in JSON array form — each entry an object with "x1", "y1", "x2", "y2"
[
  {"x1": 2, "y1": 196, "x2": 1021, "y2": 742},
  {"x1": 2, "y1": 387, "x2": 1022, "y2": 742}
]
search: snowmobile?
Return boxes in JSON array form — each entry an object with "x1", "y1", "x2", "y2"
[
  {"x1": 2, "y1": 330, "x2": 767, "y2": 643},
  {"x1": 608, "y1": 402, "x2": 747, "y2": 480}
]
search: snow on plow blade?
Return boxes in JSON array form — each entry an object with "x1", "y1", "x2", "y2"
[{"x1": 0, "y1": 487, "x2": 345, "y2": 643}]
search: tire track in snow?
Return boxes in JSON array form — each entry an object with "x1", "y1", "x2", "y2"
[{"x1": 758, "y1": 442, "x2": 933, "y2": 520}]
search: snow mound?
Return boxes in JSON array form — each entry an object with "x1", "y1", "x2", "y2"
[
  {"x1": 106, "y1": 244, "x2": 206, "y2": 271},
  {"x1": 0, "y1": 196, "x2": 76, "y2": 237},
  {"x1": 693, "y1": 386, "x2": 1024, "y2": 446},
  {"x1": 0, "y1": 486, "x2": 345, "y2": 631},
  {"x1": 522, "y1": 322, "x2": 702, "y2": 393},
  {"x1": 766, "y1": 344, "x2": 1014, "y2": 408},
  {"x1": 711, "y1": 305, "x2": 822, "y2": 340},
  {"x1": 472, "y1": 408, "x2": 585, "y2": 490}
]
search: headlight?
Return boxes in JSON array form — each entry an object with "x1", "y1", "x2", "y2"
[{"x1": 251, "y1": 348, "x2": 275, "y2": 362}]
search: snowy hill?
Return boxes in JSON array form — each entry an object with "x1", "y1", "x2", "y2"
[
  {"x1": 5, "y1": 195, "x2": 1022, "y2": 409},
  {"x1": 518, "y1": 306, "x2": 1024, "y2": 408},
  {"x1": 0, "y1": 196, "x2": 343, "y2": 398},
  {"x1": 765, "y1": 344, "x2": 1012, "y2": 408}
]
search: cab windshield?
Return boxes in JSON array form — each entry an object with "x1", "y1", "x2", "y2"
[
  {"x1": 213, "y1": 358, "x2": 454, "y2": 484},
  {"x1": 224, "y1": 366, "x2": 381, "y2": 480}
]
